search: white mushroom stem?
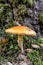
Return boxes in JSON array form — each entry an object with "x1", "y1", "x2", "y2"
[{"x1": 18, "y1": 35, "x2": 24, "y2": 53}]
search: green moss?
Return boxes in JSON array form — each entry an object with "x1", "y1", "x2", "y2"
[{"x1": 17, "y1": 4, "x2": 27, "y2": 15}]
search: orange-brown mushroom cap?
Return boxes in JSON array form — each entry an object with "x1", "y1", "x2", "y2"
[{"x1": 5, "y1": 26, "x2": 36, "y2": 36}]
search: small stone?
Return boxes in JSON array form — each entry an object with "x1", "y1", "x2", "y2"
[
  {"x1": 17, "y1": 53, "x2": 27, "y2": 60},
  {"x1": 35, "y1": 1, "x2": 39, "y2": 10},
  {"x1": 25, "y1": 49, "x2": 33, "y2": 53},
  {"x1": 7, "y1": 62, "x2": 13, "y2": 65},
  {"x1": 19, "y1": 59, "x2": 33, "y2": 65},
  {"x1": 19, "y1": 61, "x2": 28, "y2": 65},
  {"x1": 31, "y1": 44, "x2": 40, "y2": 49}
]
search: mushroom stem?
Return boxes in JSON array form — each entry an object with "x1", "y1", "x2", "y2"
[{"x1": 18, "y1": 35, "x2": 24, "y2": 53}]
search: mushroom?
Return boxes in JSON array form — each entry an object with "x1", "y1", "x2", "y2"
[{"x1": 5, "y1": 26, "x2": 36, "y2": 53}]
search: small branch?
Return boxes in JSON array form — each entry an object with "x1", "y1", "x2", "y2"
[{"x1": 13, "y1": 21, "x2": 21, "y2": 26}]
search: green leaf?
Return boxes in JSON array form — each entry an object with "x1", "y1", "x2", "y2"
[
  {"x1": 22, "y1": 0, "x2": 33, "y2": 7},
  {"x1": 39, "y1": 13, "x2": 43, "y2": 23},
  {"x1": 10, "y1": 44, "x2": 13, "y2": 49},
  {"x1": 27, "y1": 0, "x2": 33, "y2": 6}
]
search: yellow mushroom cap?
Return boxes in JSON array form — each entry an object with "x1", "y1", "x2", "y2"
[{"x1": 5, "y1": 26, "x2": 36, "y2": 36}]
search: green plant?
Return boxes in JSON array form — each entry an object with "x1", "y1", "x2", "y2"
[
  {"x1": 22, "y1": 0, "x2": 33, "y2": 7},
  {"x1": 27, "y1": 50, "x2": 43, "y2": 65}
]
